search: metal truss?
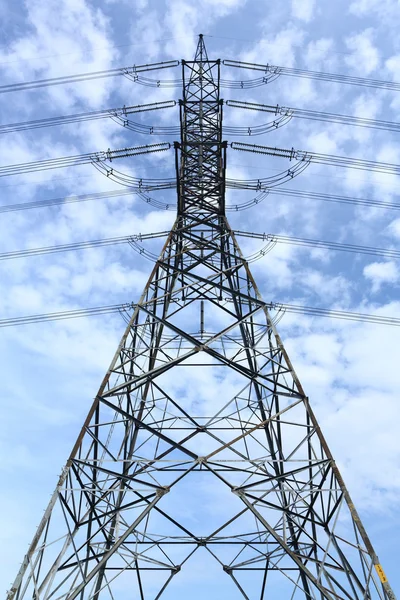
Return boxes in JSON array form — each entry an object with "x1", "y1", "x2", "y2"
[{"x1": 8, "y1": 35, "x2": 396, "y2": 600}]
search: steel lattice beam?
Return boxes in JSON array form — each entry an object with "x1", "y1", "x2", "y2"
[{"x1": 7, "y1": 34, "x2": 396, "y2": 600}]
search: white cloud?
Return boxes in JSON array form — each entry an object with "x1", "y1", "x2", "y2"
[
  {"x1": 0, "y1": 0, "x2": 119, "y2": 109},
  {"x1": 304, "y1": 37, "x2": 337, "y2": 71},
  {"x1": 291, "y1": 0, "x2": 316, "y2": 23},
  {"x1": 241, "y1": 24, "x2": 306, "y2": 66},
  {"x1": 349, "y1": 0, "x2": 400, "y2": 22},
  {"x1": 387, "y1": 217, "x2": 400, "y2": 239},
  {"x1": 302, "y1": 270, "x2": 352, "y2": 302},
  {"x1": 306, "y1": 130, "x2": 340, "y2": 154},
  {"x1": 351, "y1": 92, "x2": 383, "y2": 120},
  {"x1": 345, "y1": 28, "x2": 380, "y2": 75},
  {"x1": 385, "y1": 53, "x2": 400, "y2": 82},
  {"x1": 363, "y1": 260, "x2": 399, "y2": 291}
]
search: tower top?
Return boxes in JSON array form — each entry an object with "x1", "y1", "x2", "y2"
[
  {"x1": 194, "y1": 32, "x2": 209, "y2": 63},
  {"x1": 178, "y1": 33, "x2": 224, "y2": 215}
]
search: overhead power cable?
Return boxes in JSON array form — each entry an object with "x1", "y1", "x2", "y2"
[
  {"x1": 226, "y1": 99, "x2": 400, "y2": 134},
  {"x1": 0, "y1": 188, "x2": 136, "y2": 214},
  {"x1": 234, "y1": 231, "x2": 400, "y2": 260},
  {"x1": 6, "y1": 143, "x2": 399, "y2": 192},
  {"x1": 0, "y1": 304, "x2": 134, "y2": 327},
  {"x1": 130, "y1": 73, "x2": 285, "y2": 89},
  {"x1": 0, "y1": 101, "x2": 287, "y2": 137},
  {"x1": 268, "y1": 187, "x2": 400, "y2": 211},
  {"x1": 103, "y1": 67, "x2": 400, "y2": 92},
  {"x1": 3, "y1": 57, "x2": 400, "y2": 97},
  {"x1": 0, "y1": 143, "x2": 173, "y2": 182},
  {"x1": 0, "y1": 60, "x2": 180, "y2": 94},
  {"x1": 2, "y1": 230, "x2": 399, "y2": 263},
  {"x1": 273, "y1": 304, "x2": 400, "y2": 327},
  {"x1": 231, "y1": 141, "x2": 400, "y2": 177},
  {"x1": 2, "y1": 184, "x2": 399, "y2": 217},
  {"x1": 0, "y1": 59, "x2": 279, "y2": 94},
  {"x1": 0, "y1": 232, "x2": 168, "y2": 260},
  {"x1": 0, "y1": 142, "x2": 303, "y2": 190},
  {"x1": 0, "y1": 101, "x2": 176, "y2": 135},
  {"x1": 3, "y1": 97, "x2": 400, "y2": 139},
  {"x1": 223, "y1": 59, "x2": 400, "y2": 92},
  {"x1": 1, "y1": 302, "x2": 400, "y2": 328}
]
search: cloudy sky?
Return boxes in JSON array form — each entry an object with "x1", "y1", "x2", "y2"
[{"x1": 1, "y1": 0, "x2": 400, "y2": 594}]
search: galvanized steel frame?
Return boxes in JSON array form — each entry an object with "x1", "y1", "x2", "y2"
[{"x1": 7, "y1": 35, "x2": 395, "y2": 600}]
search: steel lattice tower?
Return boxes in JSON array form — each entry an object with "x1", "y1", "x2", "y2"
[{"x1": 8, "y1": 35, "x2": 396, "y2": 600}]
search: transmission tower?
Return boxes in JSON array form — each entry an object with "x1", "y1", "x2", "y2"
[{"x1": 8, "y1": 34, "x2": 396, "y2": 600}]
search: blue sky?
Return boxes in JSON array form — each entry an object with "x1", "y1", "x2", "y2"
[{"x1": 1, "y1": 0, "x2": 400, "y2": 595}]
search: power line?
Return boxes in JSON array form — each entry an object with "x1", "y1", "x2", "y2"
[
  {"x1": 268, "y1": 187, "x2": 400, "y2": 211},
  {"x1": 2, "y1": 302, "x2": 400, "y2": 328},
  {"x1": 0, "y1": 232, "x2": 168, "y2": 260},
  {"x1": 0, "y1": 304, "x2": 133, "y2": 327},
  {"x1": 2, "y1": 183, "x2": 391, "y2": 217},
  {"x1": 274, "y1": 303, "x2": 400, "y2": 327},
  {"x1": 84, "y1": 183, "x2": 400, "y2": 214},
  {"x1": 223, "y1": 59, "x2": 400, "y2": 92},
  {"x1": 9, "y1": 97, "x2": 397, "y2": 139},
  {"x1": 1, "y1": 230, "x2": 398, "y2": 263},
  {"x1": 0, "y1": 143, "x2": 172, "y2": 179},
  {"x1": 0, "y1": 101, "x2": 176, "y2": 135},
  {"x1": 0, "y1": 60, "x2": 179, "y2": 94},
  {"x1": 231, "y1": 141, "x2": 400, "y2": 177},
  {"x1": 235, "y1": 231, "x2": 400, "y2": 260},
  {"x1": 3, "y1": 57, "x2": 400, "y2": 96},
  {"x1": 226, "y1": 99, "x2": 400, "y2": 134},
  {"x1": 0, "y1": 188, "x2": 144, "y2": 214}
]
